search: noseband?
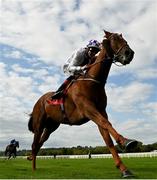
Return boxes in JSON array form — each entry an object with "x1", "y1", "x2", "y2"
[{"x1": 114, "y1": 43, "x2": 128, "y2": 56}]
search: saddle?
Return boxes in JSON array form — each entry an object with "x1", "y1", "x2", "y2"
[
  {"x1": 47, "y1": 79, "x2": 73, "y2": 105},
  {"x1": 46, "y1": 79, "x2": 75, "y2": 118}
]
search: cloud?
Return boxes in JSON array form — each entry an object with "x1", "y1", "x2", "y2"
[
  {"x1": 134, "y1": 68, "x2": 157, "y2": 80},
  {"x1": 4, "y1": 49, "x2": 24, "y2": 59},
  {"x1": 107, "y1": 82, "x2": 154, "y2": 112},
  {"x1": 0, "y1": 0, "x2": 157, "y2": 150}
]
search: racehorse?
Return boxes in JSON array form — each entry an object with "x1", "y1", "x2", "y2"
[
  {"x1": 28, "y1": 30, "x2": 138, "y2": 177},
  {"x1": 5, "y1": 141, "x2": 19, "y2": 159}
]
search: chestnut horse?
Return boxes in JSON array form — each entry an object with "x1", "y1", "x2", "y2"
[{"x1": 28, "y1": 30, "x2": 138, "y2": 178}]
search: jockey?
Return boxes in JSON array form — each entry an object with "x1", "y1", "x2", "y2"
[
  {"x1": 10, "y1": 139, "x2": 16, "y2": 145},
  {"x1": 51, "y1": 39, "x2": 101, "y2": 100}
]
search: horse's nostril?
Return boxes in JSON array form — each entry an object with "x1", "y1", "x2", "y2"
[{"x1": 124, "y1": 60, "x2": 130, "y2": 65}]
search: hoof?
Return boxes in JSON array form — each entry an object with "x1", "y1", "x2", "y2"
[
  {"x1": 118, "y1": 139, "x2": 139, "y2": 152},
  {"x1": 122, "y1": 170, "x2": 134, "y2": 178},
  {"x1": 124, "y1": 139, "x2": 138, "y2": 152}
]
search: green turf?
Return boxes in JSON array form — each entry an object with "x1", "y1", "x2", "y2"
[{"x1": 0, "y1": 157, "x2": 156, "y2": 179}]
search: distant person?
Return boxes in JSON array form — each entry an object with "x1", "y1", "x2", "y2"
[
  {"x1": 10, "y1": 139, "x2": 16, "y2": 146},
  {"x1": 88, "y1": 150, "x2": 91, "y2": 159}
]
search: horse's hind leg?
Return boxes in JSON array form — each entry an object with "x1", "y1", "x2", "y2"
[
  {"x1": 32, "y1": 118, "x2": 60, "y2": 155},
  {"x1": 31, "y1": 119, "x2": 60, "y2": 170},
  {"x1": 39, "y1": 120, "x2": 60, "y2": 147},
  {"x1": 98, "y1": 126, "x2": 134, "y2": 178},
  {"x1": 32, "y1": 127, "x2": 43, "y2": 170},
  {"x1": 8, "y1": 153, "x2": 11, "y2": 160}
]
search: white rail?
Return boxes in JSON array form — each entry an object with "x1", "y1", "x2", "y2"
[{"x1": 5, "y1": 151, "x2": 156, "y2": 159}]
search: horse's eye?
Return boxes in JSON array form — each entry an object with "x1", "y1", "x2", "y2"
[{"x1": 112, "y1": 36, "x2": 117, "y2": 41}]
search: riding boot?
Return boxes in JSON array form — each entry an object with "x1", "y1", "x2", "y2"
[
  {"x1": 51, "y1": 84, "x2": 65, "y2": 99},
  {"x1": 51, "y1": 75, "x2": 74, "y2": 100}
]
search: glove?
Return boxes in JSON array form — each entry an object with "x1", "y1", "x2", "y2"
[
  {"x1": 81, "y1": 65, "x2": 88, "y2": 71},
  {"x1": 75, "y1": 66, "x2": 87, "y2": 71}
]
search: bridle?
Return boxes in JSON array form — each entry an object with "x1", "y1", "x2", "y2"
[
  {"x1": 112, "y1": 43, "x2": 129, "y2": 67},
  {"x1": 86, "y1": 35, "x2": 128, "y2": 69},
  {"x1": 107, "y1": 33, "x2": 129, "y2": 66}
]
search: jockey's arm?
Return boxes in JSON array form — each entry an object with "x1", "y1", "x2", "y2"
[{"x1": 63, "y1": 48, "x2": 86, "y2": 75}]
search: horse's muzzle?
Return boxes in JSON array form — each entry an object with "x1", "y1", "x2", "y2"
[{"x1": 122, "y1": 48, "x2": 134, "y2": 65}]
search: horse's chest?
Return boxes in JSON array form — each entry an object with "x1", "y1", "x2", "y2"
[{"x1": 94, "y1": 91, "x2": 107, "y2": 109}]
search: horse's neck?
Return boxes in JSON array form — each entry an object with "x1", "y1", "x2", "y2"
[{"x1": 88, "y1": 48, "x2": 112, "y2": 86}]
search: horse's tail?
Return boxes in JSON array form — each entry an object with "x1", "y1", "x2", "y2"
[{"x1": 28, "y1": 113, "x2": 34, "y2": 133}]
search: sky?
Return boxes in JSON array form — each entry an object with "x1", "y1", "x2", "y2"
[{"x1": 0, "y1": 0, "x2": 157, "y2": 151}]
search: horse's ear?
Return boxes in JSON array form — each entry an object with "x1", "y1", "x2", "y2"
[
  {"x1": 103, "y1": 30, "x2": 112, "y2": 38},
  {"x1": 102, "y1": 39, "x2": 109, "y2": 48},
  {"x1": 120, "y1": 33, "x2": 122, "y2": 37}
]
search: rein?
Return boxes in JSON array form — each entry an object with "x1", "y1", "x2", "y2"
[
  {"x1": 115, "y1": 43, "x2": 128, "y2": 55},
  {"x1": 113, "y1": 61, "x2": 124, "y2": 67},
  {"x1": 87, "y1": 59, "x2": 105, "y2": 69},
  {"x1": 77, "y1": 57, "x2": 112, "y2": 84}
]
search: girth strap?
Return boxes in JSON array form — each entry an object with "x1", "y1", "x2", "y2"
[{"x1": 60, "y1": 99, "x2": 69, "y2": 123}]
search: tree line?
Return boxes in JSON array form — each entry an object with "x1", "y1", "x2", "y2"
[{"x1": 0, "y1": 142, "x2": 157, "y2": 156}]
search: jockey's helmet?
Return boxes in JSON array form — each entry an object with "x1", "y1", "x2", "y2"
[{"x1": 87, "y1": 39, "x2": 100, "y2": 50}]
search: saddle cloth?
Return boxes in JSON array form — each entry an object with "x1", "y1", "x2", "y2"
[{"x1": 47, "y1": 98, "x2": 64, "y2": 105}]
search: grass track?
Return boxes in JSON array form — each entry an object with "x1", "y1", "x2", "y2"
[{"x1": 0, "y1": 157, "x2": 157, "y2": 179}]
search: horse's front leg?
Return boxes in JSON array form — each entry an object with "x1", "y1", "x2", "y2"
[
  {"x1": 98, "y1": 125, "x2": 134, "y2": 178},
  {"x1": 98, "y1": 126, "x2": 125, "y2": 170},
  {"x1": 75, "y1": 97, "x2": 137, "y2": 151},
  {"x1": 75, "y1": 98, "x2": 124, "y2": 144}
]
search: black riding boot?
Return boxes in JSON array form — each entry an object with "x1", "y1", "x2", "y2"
[
  {"x1": 51, "y1": 76, "x2": 74, "y2": 100},
  {"x1": 51, "y1": 87, "x2": 64, "y2": 99}
]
